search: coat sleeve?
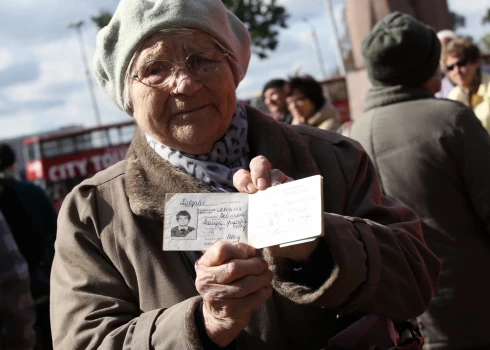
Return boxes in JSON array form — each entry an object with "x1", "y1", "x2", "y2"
[
  {"x1": 50, "y1": 186, "x2": 204, "y2": 350},
  {"x1": 268, "y1": 137, "x2": 441, "y2": 322},
  {"x1": 0, "y1": 210, "x2": 36, "y2": 350},
  {"x1": 451, "y1": 108, "x2": 490, "y2": 233}
]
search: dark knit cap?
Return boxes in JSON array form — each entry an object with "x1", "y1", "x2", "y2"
[
  {"x1": 362, "y1": 12, "x2": 441, "y2": 87},
  {"x1": 0, "y1": 144, "x2": 15, "y2": 171}
]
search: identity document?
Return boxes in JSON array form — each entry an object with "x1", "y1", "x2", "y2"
[{"x1": 163, "y1": 175, "x2": 323, "y2": 251}]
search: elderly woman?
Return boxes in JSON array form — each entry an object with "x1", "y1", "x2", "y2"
[
  {"x1": 50, "y1": 0, "x2": 441, "y2": 349},
  {"x1": 446, "y1": 38, "x2": 490, "y2": 132},
  {"x1": 285, "y1": 75, "x2": 342, "y2": 131}
]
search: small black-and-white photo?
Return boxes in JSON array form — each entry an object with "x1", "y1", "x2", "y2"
[{"x1": 170, "y1": 208, "x2": 197, "y2": 240}]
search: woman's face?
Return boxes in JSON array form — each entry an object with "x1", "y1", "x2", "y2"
[
  {"x1": 129, "y1": 31, "x2": 237, "y2": 154},
  {"x1": 286, "y1": 89, "x2": 317, "y2": 121},
  {"x1": 445, "y1": 55, "x2": 479, "y2": 89}
]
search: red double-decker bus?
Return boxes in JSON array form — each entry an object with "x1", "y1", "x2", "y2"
[{"x1": 23, "y1": 120, "x2": 136, "y2": 211}]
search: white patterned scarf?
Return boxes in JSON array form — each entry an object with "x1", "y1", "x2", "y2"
[{"x1": 146, "y1": 102, "x2": 250, "y2": 192}]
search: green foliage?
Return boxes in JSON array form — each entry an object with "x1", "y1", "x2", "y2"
[
  {"x1": 450, "y1": 11, "x2": 466, "y2": 31},
  {"x1": 222, "y1": 0, "x2": 289, "y2": 59},
  {"x1": 480, "y1": 8, "x2": 490, "y2": 52},
  {"x1": 483, "y1": 8, "x2": 490, "y2": 25},
  {"x1": 91, "y1": 10, "x2": 113, "y2": 29},
  {"x1": 91, "y1": 1, "x2": 289, "y2": 59},
  {"x1": 480, "y1": 34, "x2": 490, "y2": 52}
]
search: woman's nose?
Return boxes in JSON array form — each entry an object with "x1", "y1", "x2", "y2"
[
  {"x1": 169, "y1": 65, "x2": 203, "y2": 95},
  {"x1": 454, "y1": 65, "x2": 463, "y2": 74}
]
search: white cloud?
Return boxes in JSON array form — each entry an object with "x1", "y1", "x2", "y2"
[
  {"x1": 0, "y1": 50, "x2": 14, "y2": 71},
  {"x1": 447, "y1": 0, "x2": 489, "y2": 15}
]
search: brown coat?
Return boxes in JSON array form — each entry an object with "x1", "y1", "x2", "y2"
[{"x1": 50, "y1": 106, "x2": 441, "y2": 349}]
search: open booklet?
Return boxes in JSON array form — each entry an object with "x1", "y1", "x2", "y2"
[{"x1": 163, "y1": 175, "x2": 323, "y2": 251}]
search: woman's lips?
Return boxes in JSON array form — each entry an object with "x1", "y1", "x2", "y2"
[{"x1": 171, "y1": 104, "x2": 213, "y2": 119}]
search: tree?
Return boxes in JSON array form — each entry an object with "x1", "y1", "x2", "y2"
[
  {"x1": 480, "y1": 8, "x2": 490, "y2": 52},
  {"x1": 450, "y1": 11, "x2": 466, "y2": 31},
  {"x1": 91, "y1": 10, "x2": 112, "y2": 29},
  {"x1": 222, "y1": 0, "x2": 288, "y2": 59},
  {"x1": 91, "y1": 0, "x2": 289, "y2": 59},
  {"x1": 483, "y1": 8, "x2": 490, "y2": 25}
]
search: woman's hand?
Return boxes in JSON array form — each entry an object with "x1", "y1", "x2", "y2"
[
  {"x1": 196, "y1": 241, "x2": 273, "y2": 347},
  {"x1": 233, "y1": 156, "x2": 319, "y2": 263},
  {"x1": 291, "y1": 116, "x2": 307, "y2": 125},
  {"x1": 233, "y1": 156, "x2": 292, "y2": 194}
]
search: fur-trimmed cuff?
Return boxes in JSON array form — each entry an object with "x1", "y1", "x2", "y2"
[
  {"x1": 266, "y1": 213, "x2": 369, "y2": 309},
  {"x1": 185, "y1": 296, "x2": 206, "y2": 350}
]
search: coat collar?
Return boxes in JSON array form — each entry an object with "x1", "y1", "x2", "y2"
[
  {"x1": 364, "y1": 85, "x2": 434, "y2": 112},
  {"x1": 307, "y1": 103, "x2": 335, "y2": 127},
  {"x1": 125, "y1": 106, "x2": 320, "y2": 220}
]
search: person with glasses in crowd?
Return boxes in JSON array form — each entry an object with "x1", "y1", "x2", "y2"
[
  {"x1": 446, "y1": 38, "x2": 490, "y2": 132},
  {"x1": 285, "y1": 75, "x2": 342, "y2": 131},
  {"x1": 50, "y1": 1, "x2": 441, "y2": 348},
  {"x1": 434, "y1": 30, "x2": 456, "y2": 99}
]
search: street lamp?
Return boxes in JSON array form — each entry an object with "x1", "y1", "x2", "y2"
[
  {"x1": 303, "y1": 18, "x2": 328, "y2": 80},
  {"x1": 324, "y1": 0, "x2": 346, "y2": 77},
  {"x1": 67, "y1": 20, "x2": 102, "y2": 126}
]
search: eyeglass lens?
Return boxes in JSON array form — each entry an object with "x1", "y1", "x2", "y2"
[
  {"x1": 136, "y1": 49, "x2": 224, "y2": 87},
  {"x1": 446, "y1": 58, "x2": 468, "y2": 71}
]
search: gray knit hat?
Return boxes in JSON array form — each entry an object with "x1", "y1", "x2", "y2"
[
  {"x1": 93, "y1": 0, "x2": 251, "y2": 111},
  {"x1": 362, "y1": 12, "x2": 441, "y2": 87}
]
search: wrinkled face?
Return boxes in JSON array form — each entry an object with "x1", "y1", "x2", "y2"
[
  {"x1": 286, "y1": 89, "x2": 316, "y2": 120},
  {"x1": 129, "y1": 31, "x2": 237, "y2": 154},
  {"x1": 263, "y1": 87, "x2": 287, "y2": 115},
  {"x1": 177, "y1": 215, "x2": 190, "y2": 227},
  {"x1": 445, "y1": 55, "x2": 479, "y2": 89}
]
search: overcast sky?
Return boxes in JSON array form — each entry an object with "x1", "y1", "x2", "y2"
[{"x1": 1, "y1": 0, "x2": 488, "y2": 139}]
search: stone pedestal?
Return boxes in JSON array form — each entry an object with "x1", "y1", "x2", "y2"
[{"x1": 346, "y1": 69, "x2": 371, "y2": 121}]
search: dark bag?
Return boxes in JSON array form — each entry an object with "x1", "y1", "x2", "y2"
[
  {"x1": 0, "y1": 179, "x2": 50, "y2": 301},
  {"x1": 327, "y1": 315, "x2": 423, "y2": 350}
]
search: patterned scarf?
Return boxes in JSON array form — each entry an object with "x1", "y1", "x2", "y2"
[{"x1": 146, "y1": 102, "x2": 250, "y2": 192}]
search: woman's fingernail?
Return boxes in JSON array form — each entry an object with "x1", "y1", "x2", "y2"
[
  {"x1": 258, "y1": 178, "x2": 268, "y2": 188},
  {"x1": 247, "y1": 183, "x2": 256, "y2": 192}
]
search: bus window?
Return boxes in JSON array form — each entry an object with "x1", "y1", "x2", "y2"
[
  {"x1": 60, "y1": 137, "x2": 76, "y2": 155},
  {"x1": 75, "y1": 134, "x2": 92, "y2": 152},
  {"x1": 108, "y1": 127, "x2": 121, "y2": 146},
  {"x1": 91, "y1": 130, "x2": 109, "y2": 149},
  {"x1": 121, "y1": 124, "x2": 136, "y2": 144},
  {"x1": 42, "y1": 140, "x2": 59, "y2": 158},
  {"x1": 23, "y1": 142, "x2": 41, "y2": 162}
]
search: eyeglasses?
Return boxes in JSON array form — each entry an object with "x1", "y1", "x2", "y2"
[
  {"x1": 287, "y1": 96, "x2": 307, "y2": 106},
  {"x1": 131, "y1": 49, "x2": 228, "y2": 88},
  {"x1": 446, "y1": 57, "x2": 468, "y2": 72}
]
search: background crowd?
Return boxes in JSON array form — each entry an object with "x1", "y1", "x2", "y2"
[{"x1": 261, "y1": 31, "x2": 490, "y2": 135}]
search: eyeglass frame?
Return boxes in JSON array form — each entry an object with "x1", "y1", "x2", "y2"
[
  {"x1": 130, "y1": 49, "x2": 229, "y2": 88},
  {"x1": 445, "y1": 57, "x2": 469, "y2": 72}
]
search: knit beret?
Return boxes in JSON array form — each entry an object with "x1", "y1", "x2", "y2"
[
  {"x1": 362, "y1": 12, "x2": 441, "y2": 87},
  {"x1": 93, "y1": 0, "x2": 252, "y2": 112}
]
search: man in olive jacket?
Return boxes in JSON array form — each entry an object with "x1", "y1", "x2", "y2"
[{"x1": 351, "y1": 12, "x2": 490, "y2": 350}]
